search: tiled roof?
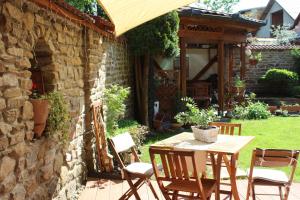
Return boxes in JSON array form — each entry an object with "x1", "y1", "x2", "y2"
[
  {"x1": 249, "y1": 44, "x2": 300, "y2": 50},
  {"x1": 178, "y1": 6, "x2": 265, "y2": 26}
]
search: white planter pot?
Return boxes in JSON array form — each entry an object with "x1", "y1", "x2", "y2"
[{"x1": 191, "y1": 126, "x2": 219, "y2": 143}]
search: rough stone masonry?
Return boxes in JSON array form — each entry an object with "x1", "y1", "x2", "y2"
[{"x1": 0, "y1": 1, "x2": 133, "y2": 199}]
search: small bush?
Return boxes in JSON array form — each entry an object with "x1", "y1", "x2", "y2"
[
  {"x1": 104, "y1": 85, "x2": 130, "y2": 136},
  {"x1": 233, "y1": 101, "x2": 271, "y2": 120},
  {"x1": 115, "y1": 119, "x2": 148, "y2": 149},
  {"x1": 260, "y1": 68, "x2": 299, "y2": 96}
]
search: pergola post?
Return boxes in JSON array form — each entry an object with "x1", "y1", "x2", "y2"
[
  {"x1": 228, "y1": 46, "x2": 234, "y2": 86},
  {"x1": 180, "y1": 37, "x2": 187, "y2": 96},
  {"x1": 218, "y1": 40, "x2": 224, "y2": 113},
  {"x1": 240, "y1": 43, "x2": 246, "y2": 80}
]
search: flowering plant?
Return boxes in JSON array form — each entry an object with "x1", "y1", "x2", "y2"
[{"x1": 31, "y1": 82, "x2": 41, "y2": 99}]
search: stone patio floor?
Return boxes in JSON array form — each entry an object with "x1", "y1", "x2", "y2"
[{"x1": 79, "y1": 178, "x2": 300, "y2": 200}]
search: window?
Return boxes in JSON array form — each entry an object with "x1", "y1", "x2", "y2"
[{"x1": 271, "y1": 10, "x2": 283, "y2": 37}]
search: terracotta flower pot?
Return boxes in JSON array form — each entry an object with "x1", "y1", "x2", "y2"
[
  {"x1": 249, "y1": 59, "x2": 258, "y2": 65},
  {"x1": 30, "y1": 99, "x2": 50, "y2": 138}
]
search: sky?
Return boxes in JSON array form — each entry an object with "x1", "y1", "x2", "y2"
[
  {"x1": 232, "y1": 0, "x2": 269, "y2": 12},
  {"x1": 191, "y1": 0, "x2": 270, "y2": 13}
]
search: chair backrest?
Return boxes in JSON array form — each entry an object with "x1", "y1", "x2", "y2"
[
  {"x1": 252, "y1": 148, "x2": 299, "y2": 168},
  {"x1": 209, "y1": 122, "x2": 241, "y2": 136},
  {"x1": 250, "y1": 148, "x2": 299, "y2": 184},
  {"x1": 149, "y1": 147, "x2": 207, "y2": 199},
  {"x1": 108, "y1": 132, "x2": 139, "y2": 169}
]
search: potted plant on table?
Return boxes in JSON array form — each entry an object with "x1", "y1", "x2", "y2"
[
  {"x1": 30, "y1": 82, "x2": 50, "y2": 138},
  {"x1": 175, "y1": 97, "x2": 220, "y2": 143},
  {"x1": 249, "y1": 52, "x2": 262, "y2": 65}
]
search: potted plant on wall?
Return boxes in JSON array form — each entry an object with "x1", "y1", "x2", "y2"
[
  {"x1": 249, "y1": 52, "x2": 262, "y2": 65},
  {"x1": 30, "y1": 82, "x2": 50, "y2": 138},
  {"x1": 43, "y1": 91, "x2": 71, "y2": 142},
  {"x1": 175, "y1": 97, "x2": 220, "y2": 143}
]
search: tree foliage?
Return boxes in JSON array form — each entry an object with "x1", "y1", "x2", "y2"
[
  {"x1": 65, "y1": 0, "x2": 107, "y2": 18},
  {"x1": 202, "y1": 0, "x2": 239, "y2": 13},
  {"x1": 126, "y1": 11, "x2": 180, "y2": 57},
  {"x1": 271, "y1": 25, "x2": 298, "y2": 45}
]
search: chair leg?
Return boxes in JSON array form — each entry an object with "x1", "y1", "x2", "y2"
[
  {"x1": 246, "y1": 181, "x2": 251, "y2": 200},
  {"x1": 127, "y1": 178, "x2": 141, "y2": 200},
  {"x1": 283, "y1": 186, "x2": 290, "y2": 200},
  {"x1": 120, "y1": 177, "x2": 144, "y2": 200},
  {"x1": 146, "y1": 179, "x2": 159, "y2": 200},
  {"x1": 279, "y1": 186, "x2": 283, "y2": 200},
  {"x1": 251, "y1": 183, "x2": 256, "y2": 200}
]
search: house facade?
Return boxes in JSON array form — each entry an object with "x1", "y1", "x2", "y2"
[{"x1": 256, "y1": 0, "x2": 300, "y2": 38}]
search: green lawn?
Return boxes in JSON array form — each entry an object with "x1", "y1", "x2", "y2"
[{"x1": 140, "y1": 117, "x2": 300, "y2": 181}]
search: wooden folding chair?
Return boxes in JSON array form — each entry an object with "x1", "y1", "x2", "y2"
[
  {"x1": 208, "y1": 122, "x2": 243, "y2": 199},
  {"x1": 246, "y1": 148, "x2": 299, "y2": 200},
  {"x1": 149, "y1": 146, "x2": 217, "y2": 200},
  {"x1": 108, "y1": 132, "x2": 159, "y2": 200},
  {"x1": 209, "y1": 122, "x2": 241, "y2": 136}
]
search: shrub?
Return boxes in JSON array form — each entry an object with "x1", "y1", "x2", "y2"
[
  {"x1": 292, "y1": 86, "x2": 300, "y2": 97},
  {"x1": 260, "y1": 68, "x2": 299, "y2": 96},
  {"x1": 115, "y1": 119, "x2": 148, "y2": 149},
  {"x1": 291, "y1": 48, "x2": 300, "y2": 76},
  {"x1": 233, "y1": 101, "x2": 271, "y2": 120},
  {"x1": 104, "y1": 85, "x2": 130, "y2": 136}
]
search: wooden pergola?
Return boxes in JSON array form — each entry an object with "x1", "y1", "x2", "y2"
[{"x1": 178, "y1": 7, "x2": 264, "y2": 112}]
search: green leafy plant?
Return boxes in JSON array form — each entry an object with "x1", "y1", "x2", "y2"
[
  {"x1": 260, "y1": 68, "x2": 299, "y2": 96},
  {"x1": 233, "y1": 101, "x2": 271, "y2": 120},
  {"x1": 42, "y1": 91, "x2": 71, "y2": 141},
  {"x1": 234, "y1": 75, "x2": 245, "y2": 88},
  {"x1": 249, "y1": 52, "x2": 262, "y2": 62},
  {"x1": 104, "y1": 84, "x2": 130, "y2": 136},
  {"x1": 175, "y1": 97, "x2": 219, "y2": 129}
]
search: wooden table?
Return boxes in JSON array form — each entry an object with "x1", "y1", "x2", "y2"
[{"x1": 151, "y1": 132, "x2": 255, "y2": 200}]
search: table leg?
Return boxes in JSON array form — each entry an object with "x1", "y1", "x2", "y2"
[
  {"x1": 215, "y1": 153, "x2": 223, "y2": 200},
  {"x1": 229, "y1": 154, "x2": 240, "y2": 200}
]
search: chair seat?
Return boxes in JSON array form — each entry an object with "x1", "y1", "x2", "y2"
[
  {"x1": 165, "y1": 178, "x2": 216, "y2": 197},
  {"x1": 125, "y1": 162, "x2": 154, "y2": 177},
  {"x1": 247, "y1": 168, "x2": 289, "y2": 184}
]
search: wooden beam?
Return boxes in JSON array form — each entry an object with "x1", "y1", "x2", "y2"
[
  {"x1": 179, "y1": 30, "x2": 247, "y2": 43},
  {"x1": 192, "y1": 55, "x2": 217, "y2": 81},
  {"x1": 180, "y1": 17, "x2": 261, "y2": 32},
  {"x1": 180, "y1": 38, "x2": 187, "y2": 96},
  {"x1": 240, "y1": 43, "x2": 246, "y2": 80},
  {"x1": 218, "y1": 40, "x2": 224, "y2": 113}
]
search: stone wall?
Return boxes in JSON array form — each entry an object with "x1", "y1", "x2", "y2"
[
  {"x1": 233, "y1": 48, "x2": 296, "y2": 94},
  {"x1": 0, "y1": 1, "x2": 132, "y2": 200}
]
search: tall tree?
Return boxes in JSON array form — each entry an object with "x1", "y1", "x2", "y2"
[
  {"x1": 202, "y1": 0, "x2": 239, "y2": 13},
  {"x1": 126, "y1": 11, "x2": 180, "y2": 125}
]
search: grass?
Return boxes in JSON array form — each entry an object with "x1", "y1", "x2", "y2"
[{"x1": 140, "y1": 116, "x2": 300, "y2": 181}]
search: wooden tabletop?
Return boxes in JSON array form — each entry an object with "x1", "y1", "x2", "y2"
[{"x1": 151, "y1": 132, "x2": 255, "y2": 155}]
